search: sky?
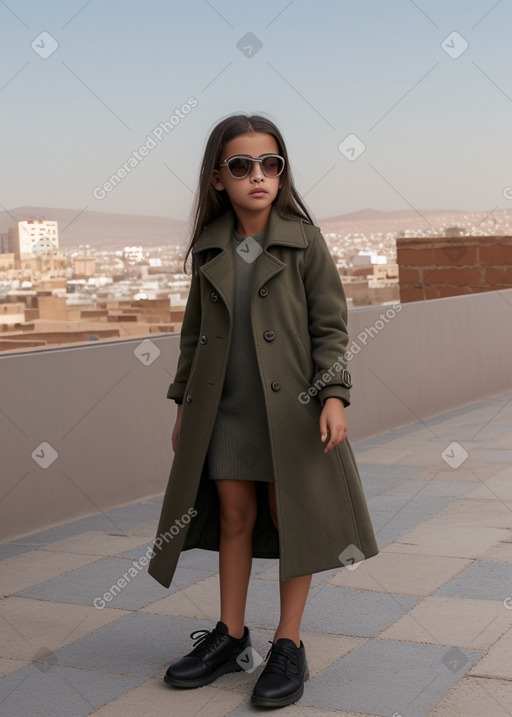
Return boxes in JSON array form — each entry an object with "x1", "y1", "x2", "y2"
[{"x1": 1, "y1": 0, "x2": 511, "y2": 222}]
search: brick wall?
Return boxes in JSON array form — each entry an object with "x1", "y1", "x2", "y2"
[{"x1": 397, "y1": 235, "x2": 512, "y2": 302}]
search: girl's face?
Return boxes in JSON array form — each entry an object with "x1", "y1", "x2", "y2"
[{"x1": 211, "y1": 131, "x2": 283, "y2": 217}]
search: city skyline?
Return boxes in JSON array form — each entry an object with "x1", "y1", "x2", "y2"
[{"x1": 1, "y1": 1, "x2": 511, "y2": 224}]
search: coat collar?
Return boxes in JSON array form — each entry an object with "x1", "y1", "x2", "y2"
[
  {"x1": 192, "y1": 205, "x2": 309, "y2": 254},
  {"x1": 192, "y1": 205, "x2": 309, "y2": 313}
]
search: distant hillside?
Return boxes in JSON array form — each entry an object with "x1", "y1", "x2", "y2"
[
  {"x1": 321, "y1": 208, "x2": 469, "y2": 223},
  {"x1": 0, "y1": 207, "x2": 189, "y2": 249},
  {"x1": 1, "y1": 205, "x2": 508, "y2": 251}
]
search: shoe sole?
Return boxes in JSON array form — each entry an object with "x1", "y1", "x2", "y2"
[
  {"x1": 251, "y1": 668, "x2": 309, "y2": 708},
  {"x1": 164, "y1": 660, "x2": 243, "y2": 688}
]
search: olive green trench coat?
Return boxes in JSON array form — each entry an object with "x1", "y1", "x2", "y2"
[{"x1": 148, "y1": 206, "x2": 378, "y2": 588}]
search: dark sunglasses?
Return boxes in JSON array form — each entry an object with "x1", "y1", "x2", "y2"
[{"x1": 219, "y1": 153, "x2": 285, "y2": 179}]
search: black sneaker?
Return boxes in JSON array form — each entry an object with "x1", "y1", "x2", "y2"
[
  {"x1": 251, "y1": 638, "x2": 309, "y2": 708},
  {"x1": 164, "y1": 621, "x2": 251, "y2": 688}
]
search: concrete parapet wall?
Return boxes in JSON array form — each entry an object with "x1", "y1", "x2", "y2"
[{"x1": 1, "y1": 288, "x2": 511, "y2": 540}]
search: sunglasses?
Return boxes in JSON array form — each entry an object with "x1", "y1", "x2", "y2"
[{"x1": 219, "y1": 153, "x2": 285, "y2": 179}]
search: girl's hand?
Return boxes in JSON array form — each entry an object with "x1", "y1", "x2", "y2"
[
  {"x1": 320, "y1": 398, "x2": 348, "y2": 453},
  {"x1": 172, "y1": 404, "x2": 183, "y2": 452}
]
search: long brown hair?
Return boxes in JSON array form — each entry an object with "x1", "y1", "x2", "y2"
[{"x1": 183, "y1": 113, "x2": 314, "y2": 270}]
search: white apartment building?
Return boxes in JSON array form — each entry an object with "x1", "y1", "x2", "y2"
[{"x1": 9, "y1": 219, "x2": 59, "y2": 260}]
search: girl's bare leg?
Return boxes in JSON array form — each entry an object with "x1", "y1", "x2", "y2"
[
  {"x1": 268, "y1": 483, "x2": 312, "y2": 648},
  {"x1": 215, "y1": 479, "x2": 257, "y2": 639}
]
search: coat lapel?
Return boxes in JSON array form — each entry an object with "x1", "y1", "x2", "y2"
[{"x1": 193, "y1": 206, "x2": 309, "y2": 313}]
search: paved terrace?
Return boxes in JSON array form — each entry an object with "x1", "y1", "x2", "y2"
[{"x1": 1, "y1": 391, "x2": 512, "y2": 717}]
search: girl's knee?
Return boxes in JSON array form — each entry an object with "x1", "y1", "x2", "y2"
[
  {"x1": 217, "y1": 481, "x2": 257, "y2": 535},
  {"x1": 220, "y1": 504, "x2": 257, "y2": 536}
]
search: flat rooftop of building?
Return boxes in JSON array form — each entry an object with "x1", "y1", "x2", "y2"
[{"x1": 1, "y1": 391, "x2": 511, "y2": 716}]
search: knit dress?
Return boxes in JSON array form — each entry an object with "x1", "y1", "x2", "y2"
[{"x1": 206, "y1": 229, "x2": 275, "y2": 483}]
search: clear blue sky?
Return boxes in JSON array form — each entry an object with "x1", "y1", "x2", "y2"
[{"x1": 1, "y1": 0, "x2": 511, "y2": 221}]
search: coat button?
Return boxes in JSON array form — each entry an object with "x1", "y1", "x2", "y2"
[
  {"x1": 259, "y1": 287, "x2": 268, "y2": 297},
  {"x1": 263, "y1": 330, "x2": 275, "y2": 342},
  {"x1": 210, "y1": 291, "x2": 218, "y2": 302},
  {"x1": 185, "y1": 395, "x2": 192, "y2": 403},
  {"x1": 200, "y1": 335, "x2": 208, "y2": 344},
  {"x1": 271, "y1": 381, "x2": 281, "y2": 392}
]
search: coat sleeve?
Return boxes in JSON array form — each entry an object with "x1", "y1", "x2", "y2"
[
  {"x1": 166, "y1": 263, "x2": 202, "y2": 402},
  {"x1": 302, "y1": 227, "x2": 351, "y2": 407}
]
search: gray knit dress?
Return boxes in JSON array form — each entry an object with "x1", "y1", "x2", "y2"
[{"x1": 206, "y1": 229, "x2": 275, "y2": 483}]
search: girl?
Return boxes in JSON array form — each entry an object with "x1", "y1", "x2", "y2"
[{"x1": 148, "y1": 113, "x2": 378, "y2": 708}]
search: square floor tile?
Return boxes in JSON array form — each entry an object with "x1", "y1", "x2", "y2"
[
  {"x1": 0, "y1": 597, "x2": 125, "y2": 662},
  {"x1": 469, "y1": 628, "x2": 512, "y2": 679},
  {"x1": 429, "y1": 676, "x2": 512, "y2": 716},
  {"x1": 0, "y1": 657, "x2": 27, "y2": 677},
  {"x1": 42, "y1": 531, "x2": 151, "y2": 558},
  {"x1": 369, "y1": 509, "x2": 429, "y2": 547},
  {"x1": 301, "y1": 584, "x2": 419, "y2": 638},
  {"x1": 0, "y1": 664, "x2": 140, "y2": 717},
  {"x1": 18, "y1": 557, "x2": 211, "y2": 610},
  {"x1": 90, "y1": 676, "x2": 246, "y2": 716},
  {"x1": 48, "y1": 613, "x2": 222, "y2": 678},
  {"x1": 0, "y1": 543, "x2": 34, "y2": 561},
  {"x1": 383, "y1": 524, "x2": 509, "y2": 559},
  {"x1": 380, "y1": 596, "x2": 511, "y2": 649},
  {"x1": 368, "y1": 493, "x2": 455, "y2": 515},
  {"x1": 384, "y1": 479, "x2": 477, "y2": 498},
  {"x1": 1, "y1": 550, "x2": 100, "y2": 596},
  {"x1": 434, "y1": 560, "x2": 512, "y2": 600},
  {"x1": 328, "y1": 552, "x2": 470, "y2": 596},
  {"x1": 426, "y1": 499, "x2": 512, "y2": 529},
  {"x1": 302, "y1": 639, "x2": 481, "y2": 717}
]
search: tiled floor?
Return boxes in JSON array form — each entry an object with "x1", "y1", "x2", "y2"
[{"x1": 1, "y1": 391, "x2": 512, "y2": 716}]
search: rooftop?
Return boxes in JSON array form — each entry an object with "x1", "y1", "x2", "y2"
[{"x1": 1, "y1": 391, "x2": 512, "y2": 716}]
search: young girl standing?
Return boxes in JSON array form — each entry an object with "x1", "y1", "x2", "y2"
[{"x1": 148, "y1": 113, "x2": 378, "y2": 708}]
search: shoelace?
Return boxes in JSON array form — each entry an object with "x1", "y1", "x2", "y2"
[
  {"x1": 263, "y1": 641, "x2": 299, "y2": 675},
  {"x1": 189, "y1": 628, "x2": 225, "y2": 659}
]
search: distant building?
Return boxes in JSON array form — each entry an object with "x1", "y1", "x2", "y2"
[
  {"x1": 73, "y1": 258, "x2": 96, "y2": 277},
  {"x1": 8, "y1": 220, "x2": 59, "y2": 261},
  {"x1": 352, "y1": 251, "x2": 387, "y2": 266},
  {"x1": 123, "y1": 246, "x2": 144, "y2": 263}
]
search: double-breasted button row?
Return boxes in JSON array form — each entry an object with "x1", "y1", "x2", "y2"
[
  {"x1": 271, "y1": 381, "x2": 281, "y2": 392},
  {"x1": 259, "y1": 286, "x2": 268, "y2": 297},
  {"x1": 185, "y1": 395, "x2": 192, "y2": 403},
  {"x1": 200, "y1": 335, "x2": 207, "y2": 344},
  {"x1": 263, "y1": 330, "x2": 275, "y2": 342},
  {"x1": 210, "y1": 291, "x2": 218, "y2": 302}
]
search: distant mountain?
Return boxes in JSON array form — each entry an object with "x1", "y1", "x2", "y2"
[
  {"x1": 321, "y1": 208, "x2": 469, "y2": 223},
  {"x1": 0, "y1": 207, "x2": 189, "y2": 249},
  {"x1": 1, "y1": 206, "x2": 507, "y2": 251}
]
